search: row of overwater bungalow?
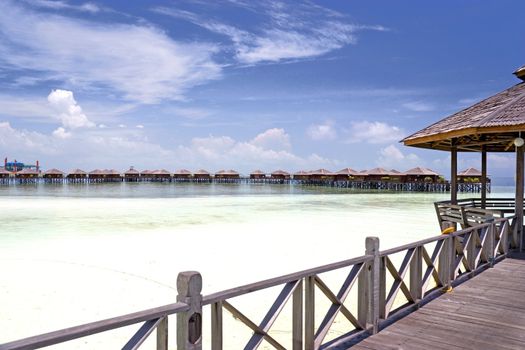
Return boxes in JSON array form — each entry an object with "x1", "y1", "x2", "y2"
[{"x1": 0, "y1": 166, "x2": 489, "y2": 191}]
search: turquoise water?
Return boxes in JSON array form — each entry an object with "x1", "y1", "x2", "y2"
[{"x1": 0, "y1": 183, "x2": 515, "y2": 348}]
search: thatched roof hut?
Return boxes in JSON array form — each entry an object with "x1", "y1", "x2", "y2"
[
  {"x1": 402, "y1": 65, "x2": 525, "y2": 235},
  {"x1": 0, "y1": 167, "x2": 11, "y2": 178},
  {"x1": 293, "y1": 170, "x2": 310, "y2": 181},
  {"x1": 43, "y1": 168, "x2": 65, "y2": 179},
  {"x1": 15, "y1": 168, "x2": 39, "y2": 178},
  {"x1": 67, "y1": 169, "x2": 87, "y2": 178},
  {"x1": 124, "y1": 167, "x2": 140, "y2": 177},
  {"x1": 403, "y1": 167, "x2": 440, "y2": 183},
  {"x1": 309, "y1": 169, "x2": 334, "y2": 181},
  {"x1": 193, "y1": 169, "x2": 211, "y2": 179},
  {"x1": 365, "y1": 167, "x2": 402, "y2": 182},
  {"x1": 249, "y1": 170, "x2": 266, "y2": 179},
  {"x1": 151, "y1": 169, "x2": 172, "y2": 178},
  {"x1": 334, "y1": 168, "x2": 360, "y2": 181},
  {"x1": 270, "y1": 170, "x2": 290, "y2": 180},
  {"x1": 173, "y1": 169, "x2": 192, "y2": 178},
  {"x1": 215, "y1": 169, "x2": 240, "y2": 179},
  {"x1": 457, "y1": 167, "x2": 489, "y2": 183}
]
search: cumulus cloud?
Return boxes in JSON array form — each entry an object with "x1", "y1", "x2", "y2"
[
  {"x1": 0, "y1": 1, "x2": 221, "y2": 103},
  {"x1": 377, "y1": 144, "x2": 420, "y2": 169},
  {"x1": 250, "y1": 128, "x2": 291, "y2": 150},
  {"x1": 47, "y1": 89, "x2": 94, "y2": 129},
  {"x1": 52, "y1": 127, "x2": 72, "y2": 139},
  {"x1": 346, "y1": 121, "x2": 404, "y2": 144},
  {"x1": 307, "y1": 122, "x2": 337, "y2": 141}
]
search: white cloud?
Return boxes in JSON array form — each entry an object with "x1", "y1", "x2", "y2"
[
  {"x1": 169, "y1": 107, "x2": 213, "y2": 120},
  {"x1": 47, "y1": 89, "x2": 94, "y2": 129},
  {"x1": 377, "y1": 144, "x2": 420, "y2": 169},
  {"x1": 24, "y1": 0, "x2": 101, "y2": 13},
  {"x1": 154, "y1": 2, "x2": 386, "y2": 64},
  {"x1": 402, "y1": 101, "x2": 435, "y2": 112},
  {"x1": 346, "y1": 121, "x2": 404, "y2": 144},
  {"x1": 52, "y1": 127, "x2": 72, "y2": 139},
  {"x1": 118, "y1": 124, "x2": 126, "y2": 128},
  {"x1": 135, "y1": 125, "x2": 144, "y2": 129},
  {"x1": 250, "y1": 128, "x2": 291, "y2": 150},
  {"x1": 0, "y1": 122, "x2": 56, "y2": 153},
  {"x1": 307, "y1": 122, "x2": 337, "y2": 141},
  {"x1": 0, "y1": 1, "x2": 221, "y2": 103}
]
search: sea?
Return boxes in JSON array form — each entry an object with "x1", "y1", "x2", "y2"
[{"x1": 0, "y1": 182, "x2": 515, "y2": 349}]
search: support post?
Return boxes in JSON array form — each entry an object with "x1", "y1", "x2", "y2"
[
  {"x1": 292, "y1": 280, "x2": 303, "y2": 350},
  {"x1": 485, "y1": 217, "x2": 495, "y2": 268},
  {"x1": 358, "y1": 237, "x2": 380, "y2": 334},
  {"x1": 438, "y1": 224, "x2": 453, "y2": 290},
  {"x1": 211, "y1": 302, "x2": 222, "y2": 350},
  {"x1": 304, "y1": 275, "x2": 315, "y2": 350},
  {"x1": 481, "y1": 146, "x2": 487, "y2": 209},
  {"x1": 516, "y1": 143, "x2": 524, "y2": 251},
  {"x1": 177, "y1": 271, "x2": 203, "y2": 350},
  {"x1": 451, "y1": 143, "x2": 458, "y2": 205}
]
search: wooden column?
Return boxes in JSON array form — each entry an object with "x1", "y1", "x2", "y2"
[
  {"x1": 177, "y1": 271, "x2": 203, "y2": 350},
  {"x1": 516, "y1": 144, "x2": 524, "y2": 251},
  {"x1": 481, "y1": 146, "x2": 487, "y2": 209},
  {"x1": 451, "y1": 143, "x2": 458, "y2": 205}
]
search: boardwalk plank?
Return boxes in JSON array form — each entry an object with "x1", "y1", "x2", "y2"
[{"x1": 349, "y1": 257, "x2": 525, "y2": 349}]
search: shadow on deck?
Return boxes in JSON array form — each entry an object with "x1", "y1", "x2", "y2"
[{"x1": 347, "y1": 254, "x2": 525, "y2": 349}]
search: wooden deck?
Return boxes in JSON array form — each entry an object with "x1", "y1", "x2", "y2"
[{"x1": 350, "y1": 254, "x2": 525, "y2": 350}]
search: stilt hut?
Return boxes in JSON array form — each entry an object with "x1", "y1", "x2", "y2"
[
  {"x1": 365, "y1": 167, "x2": 395, "y2": 182},
  {"x1": 67, "y1": 169, "x2": 88, "y2": 180},
  {"x1": 15, "y1": 168, "x2": 39, "y2": 179},
  {"x1": 124, "y1": 167, "x2": 140, "y2": 182},
  {"x1": 173, "y1": 169, "x2": 192, "y2": 180},
  {"x1": 88, "y1": 169, "x2": 104, "y2": 180},
  {"x1": 215, "y1": 169, "x2": 240, "y2": 180},
  {"x1": 249, "y1": 170, "x2": 266, "y2": 179},
  {"x1": 140, "y1": 170, "x2": 153, "y2": 181},
  {"x1": 457, "y1": 167, "x2": 488, "y2": 183},
  {"x1": 335, "y1": 168, "x2": 360, "y2": 181},
  {"x1": 403, "y1": 167, "x2": 440, "y2": 183},
  {"x1": 43, "y1": 168, "x2": 64, "y2": 179},
  {"x1": 293, "y1": 170, "x2": 310, "y2": 181},
  {"x1": 193, "y1": 169, "x2": 211, "y2": 181},
  {"x1": 270, "y1": 170, "x2": 291, "y2": 180},
  {"x1": 151, "y1": 169, "x2": 172, "y2": 181},
  {"x1": 402, "y1": 64, "x2": 525, "y2": 247},
  {"x1": 0, "y1": 168, "x2": 11, "y2": 179},
  {"x1": 309, "y1": 169, "x2": 335, "y2": 181}
]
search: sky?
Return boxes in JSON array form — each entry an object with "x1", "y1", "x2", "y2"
[{"x1": 0, "y1": 0, "x2": 524, "y2": 176}]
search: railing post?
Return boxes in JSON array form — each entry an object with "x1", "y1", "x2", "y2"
[
  {"x1": 177, "y1": 271, "x2": 203, "y2": 350},
  {"x1": 410, "y1": 245, "x2": 422, "y2": 305},
  {"x1": 211, "y1": 301, "x2": 222, "y2": 350},
  {"x1": 358, "y1": 237, "x2": 380, "y2": 334},
  {"x1": 156, "y1": 316, "x2": 168, "y2": 350},
  {"x1": 439, "y1": 235, "x2": 453, "y2": 290},
  {"x1": 485, "y1": 217, "x2": 495, "y2": 268}
]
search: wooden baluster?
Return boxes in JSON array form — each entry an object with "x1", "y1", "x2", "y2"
[
  {"x1": 486, "y1": 218, "x2": 495, "y2": 267},
  {"x1": 156, "y1": 317, "x2": 168, "y2": 350},
  {"x1": 304, "y1": 275, "x2": 315, "y2": 350},
  {"x1": 410, "y1": 246, "x2": 422, "y2": 306},
  {"x1": 211, "y1": 301, "x2": 222, "y2": 350},
  {"x1": 177, "y1": 271, "x2": 203, "y2": 350},
  {"x1": 292, "y1": 280, "x2": 303, "y2": 350}
]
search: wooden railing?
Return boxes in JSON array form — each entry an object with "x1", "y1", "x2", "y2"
[{"x1": 0, "y1": 216, "x2": 520, "y2": 350}]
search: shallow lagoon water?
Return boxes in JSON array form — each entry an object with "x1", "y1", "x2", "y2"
[{"x1": 0, "y1": 183, "x2": 514, "y2": 348}]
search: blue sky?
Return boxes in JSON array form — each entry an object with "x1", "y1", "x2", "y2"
[{"x1": 0, "y1": 0, "x2": 524, "y2": 175}]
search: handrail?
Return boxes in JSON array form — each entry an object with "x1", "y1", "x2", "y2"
[
  {"x1": 1, "y1": 215, "x2": 520, "y2": 350},
  {"x1": 0, "y1": 302, "x2": 189, "y2": 350},
  {"x1": 203, "y1": 254, "x2": 373, "y2": 305}
]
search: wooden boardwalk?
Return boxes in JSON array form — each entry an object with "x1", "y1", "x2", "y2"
[{"x1": 351, "y1": 254, "x2": 525, "y2": 350}]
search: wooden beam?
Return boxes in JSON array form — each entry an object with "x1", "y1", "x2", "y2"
[
  {"x1": 451, "y1": 143, "x2": 458, "y2": 205},
  {"x1": 516, "y1": 144, "x2": 524, "y2": 251},
  {"x1": 481, "y1": 146, "x2": 487, "y2": 209}
]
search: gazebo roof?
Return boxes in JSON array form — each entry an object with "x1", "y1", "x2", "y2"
[
  {"x1": 0, "y1": 167, "x2": 10, "y2": 174},
  {"x1": 194, "y1": 169, "x2": 210, "y2": 175},
  {"x1": 250, "y1": 170, "x2": 266, "y2": 175},
  {"x1": 403, "y1": 80, "x2": 525, "y2": 152},
  {"x1": 17, "y1": 168, "x2": 39, "y2": 175},
  {"x1": 124, "y1": 167, "x2": 140, "y2": 175},
  {"x1": 310, "y1": 169, "x2": 333, "y2": 176},
  {"x1": 173, "y1": 169, "x2": 192, "y2": 175},
  {"x1": 69, "y1": 168, "x2": 87, "y2": 175},
  {"x1": 43, "y1": 168, "x2": 64, "y2": 175},
  {"x1": 271, "y1": 170, "x2": 290, "y2": 176},
  {"x1": 366, "y1": 167, "x2": 395, "y2": 176}
]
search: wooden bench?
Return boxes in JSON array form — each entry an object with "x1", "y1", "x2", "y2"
[{"x1": 434, "y1": 203, "x2": 504, "y2": 230}]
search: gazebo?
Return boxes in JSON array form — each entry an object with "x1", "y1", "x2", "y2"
[
  {"x1": 334, "y1": 168, "x2": 360, "y2": 181},
  {"x1": 249, "y1": 170, "x2": 266, "y2": 179},
  {"x1": 270, "y1": 170, "x2": 291, "y2": 180},
  {"x1": 402, "y1": 65, "x2": 525, "y2": 247},
  {"x1": 67, "y1": 169, "x2": 88, "y2": 179},
  {"x1": 42, "y1": 168, "x2": 65, "y2": 179},
  {"x1": 124, "y1": 167, "x2": 140, "y2": 181},
  {"x1": 403, "y1": 167, "x2": 440, "y2": 183}
]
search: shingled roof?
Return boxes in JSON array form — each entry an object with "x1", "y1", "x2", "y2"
[{"x1": 403, "y1": 77, "x2": 525, "y2": 152}]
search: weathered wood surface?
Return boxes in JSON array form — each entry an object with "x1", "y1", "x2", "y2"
[{"x1": 349, "y1": 255, "x2": 525, "y2": 350}]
